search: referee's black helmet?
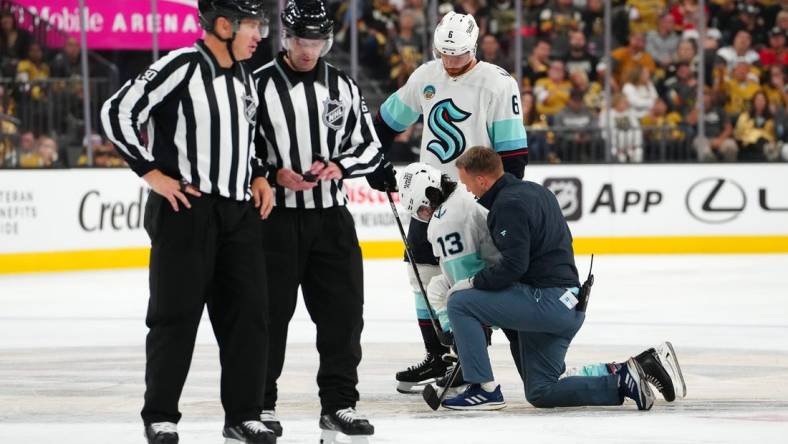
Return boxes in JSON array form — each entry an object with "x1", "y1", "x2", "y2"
[
  {"x1": 281, "y1": 0, "x2": 333, "y2": 40},
  {"x1": 199, "y1": 0, "x2": 268, "y2": 33}
]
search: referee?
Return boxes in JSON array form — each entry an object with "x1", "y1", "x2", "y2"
[
  {"x1": 253, "y1": 0, "x2": 380, "y2": 438},
  {"x1": 101, "y1": 1, "x2": 276, "y2": 443}
]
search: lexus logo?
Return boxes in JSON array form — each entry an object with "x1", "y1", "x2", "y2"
[{"x1": 686, "y1": 178, "x2": 747, "y2": 224}]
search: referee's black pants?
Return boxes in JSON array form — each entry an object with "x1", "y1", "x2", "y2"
[
  {"x1": 141, "y1": 193, "x2": 268, "y2": 426},
  {"x1": 261, "y1": 206, "x2": 364, "y2": 415}
]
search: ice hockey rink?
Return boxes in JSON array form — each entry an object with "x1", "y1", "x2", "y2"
[{"x1": 2, "y1": 254, "x2": 788, "y2": 443}]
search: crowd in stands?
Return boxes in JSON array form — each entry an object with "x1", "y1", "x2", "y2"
[
  {"x1": 332, "y1": 0, "x2": 788, "y2": 163},
  {"x1": 0, "y1": 9, "x2": 120, "y2": 169},
  {"x1": 4, "y1": 2, "x2": 788, "y2": 167}
]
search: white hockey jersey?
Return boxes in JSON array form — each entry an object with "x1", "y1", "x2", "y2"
[
  {"x1": 379, "y1": 60, "x2": 528, "y2": 179},
  {"x1": 428, "y1": 188, "x2": 500, "y2": 286}
]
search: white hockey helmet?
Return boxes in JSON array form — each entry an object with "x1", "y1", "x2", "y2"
[
  {"x1": 433, "y1": 12, "x2": 479, "y2": 58},
  {"x1": 399, "y1": 162, "x2": 442, "y2": 223}
]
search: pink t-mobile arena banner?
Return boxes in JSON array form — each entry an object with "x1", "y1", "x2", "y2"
[{"x1": 16, "y1": 0, "x2": 203, "y2": 50}]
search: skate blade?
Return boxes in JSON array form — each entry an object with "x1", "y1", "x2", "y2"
[
  {"x1": 320, "y1": 430, "x2": 371, "y2": 444},
  {"x1": 442, "y1": 401, "x2": 507, "y2": 411},
  {"x1": 397, "y1": 379, "x2": 434, "y2": 394},
  {"x1": 661, "y1": 341, "x2": 687, "y2": 399}
]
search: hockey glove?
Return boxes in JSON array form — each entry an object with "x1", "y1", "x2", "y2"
[
  {"x1": 366, "y1": 159, "x2": 397, "y2": 192},
  {"x1": 447, "y1": 277, "x2": 474, "y2": 298}
]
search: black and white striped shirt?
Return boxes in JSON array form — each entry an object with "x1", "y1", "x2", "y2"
[
  {"x1": 254, "y1": 54, "x2": 382, "y2": 209},
  {"x1": 101, "y1": 40, "x2": 266, "y2": 202}
]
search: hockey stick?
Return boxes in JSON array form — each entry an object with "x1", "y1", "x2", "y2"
[
  {"x1": 422, "y1": 360, "x2": 462, "y2": 410},
  {"x1": 386, "y1": 192, "x2": 449, "y2": 345}
]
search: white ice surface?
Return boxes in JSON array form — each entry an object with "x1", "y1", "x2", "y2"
[{"x1": 1, "y1": 255, "x2": 788, "y2": 443}]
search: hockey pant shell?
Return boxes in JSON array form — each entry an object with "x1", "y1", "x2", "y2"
[
  {"x1": 141, "y1": 193, "x2": 269, "y2": 426},
  {"x1": 261, "y1": 207, "x2": 364, "y2": 415},
  {"x1": 448, "y1": 283, "x2": 622, "y2": 407}
]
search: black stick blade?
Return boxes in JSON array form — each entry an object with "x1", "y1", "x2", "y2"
[{"x1": 423, "y1": 384, "x2": 441, "y2": 410}]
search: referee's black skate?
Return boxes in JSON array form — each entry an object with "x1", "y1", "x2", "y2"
[
  {"x1": 319, "y1": 407, "x2": 374, "y2": 436},
  {"x1": 144, "y1": 422, "x2": 178, "y2": 444},
  {"x1": 223, "y1": 420, "x2": 276, "y2": 443},
  {"x1": 634, "y1": 341, "x2": 686, "y2": 402},
  {"x1": 259, "y1": 410, "x2": 283, "y2": 437},
  {"x1": 396, "y1": 353, "x2": 449, "y2": 394}
]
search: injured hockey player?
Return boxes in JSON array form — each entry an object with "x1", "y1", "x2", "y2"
[{"x1": 397, "y1": 162, "x2": 686, "y2": 407}]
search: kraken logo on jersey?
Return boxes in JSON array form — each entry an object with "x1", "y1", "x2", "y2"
[{"x1": 426, "y1": 99, "x2": 472, "y2": 163}]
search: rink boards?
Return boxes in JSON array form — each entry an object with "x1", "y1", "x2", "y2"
[{"x1": 1, "y1": 164, "x2": 787, "y2": 273}]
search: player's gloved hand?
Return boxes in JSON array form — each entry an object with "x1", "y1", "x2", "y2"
[
  {"x1": 366, "y1": 159, "x2": 397, "y2": 192},
  {"x1": 447, "y1": 277, "x2": 474, "y2": 298}
]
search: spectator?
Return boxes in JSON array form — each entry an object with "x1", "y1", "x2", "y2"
[
  {"x1": 537, "y1": 0, "x2": 584, "y2": 57},
  {"x1": 647, "y1": 14, "x2": 680, "y2": 68},
  {"x1": 673, "y1": 39, "x2": 699, "y2": 74},
  {"x1": 50, "y1": 37, "x2": 82, "y2": 78},
  {"x1": 553, "y1": 89, "x2": 599, "y2": 161},
  {"x1": 734, "y1": 91, "x2": 779, "y2": 161},
  {"x1": 716, "y1": 30, "x2": 760, "y2": 73},
  {"x1": 36, "y1": 135, "x2": 62, "y2": 168},
  {"x1": 79, "y1": 134, "x2": 127, "y2": 167},
  {"x1": 387, "y1": 9, "x2": 424, "y2": 88},
  {"x1": 16, "y1": 130, "x2": 43, "y2": 167},
  {"x1": 478, "y1": 34, "x2": 513, "y2": 73},
  {"x1": 759, "y1": 27, "x2": 788, "y2": 68},
  {"x1": 0, "y1": 11, "x2": 31, "y2": 76},
  {"x1": 669, "y1": 0, "x2": 705, "y2": 32},
  {"x1": 534, "y1": 60, "x2": 572, "y2": 116},
  {"x1": 599, "y1": 93, "x2": 643, "y2": 162},
  {"x1": 16, "y1": 42, "x2": 50, "y2": 98},
  {"x1": 611, "y1": 32, "x2": 657, "y2": 85},
  {"x1": 664, "y1": 62, "x2": 698, "y2": 116},
  {"x1": 521, "y1": 91, "x2": 550, "y2": 162},
  {"x1": 15, "y1": 41, "x2": 49, "y2": 133},
  {"x1": 763, "y1": 64, "x2": 788, "y2": 112},
  {"x1": 622, "y1": 65, "x2": 659, "y2": 119},
  {"x1": 729, "y1": 1, "x2": 767, "y2": 47},
  {"x1": 640, "y1": 97, "x2": 686, "y2": 161},
  {"x1": 688, "y1": 88, "x2": 738, "y2": 162},
  {"x1": 777, "y1": 10, "x2": 788, "y2": 35},
  {"x1": 563, "y1": 30, "x2": 598, "y2": 81},
  {"x1": 581, "y1": 0, "x2": 605, "y2": 55},
  {"x1": 628, "y1": 0, "x2": 668, "y2": 34},
  {"x1": 522, "y1": 39, "x2": 552, "y2": 90},
  {"x1": 569, "y1": 69, "x2": 603, "y2": 111},
  {"x1": 723, "y1": 61, "x2": 761, "y2": 115}
]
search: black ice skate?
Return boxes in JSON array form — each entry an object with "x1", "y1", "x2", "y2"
[
  {"x1": 395, "y1": 353, "x2": 449, "y2": 394},
  {"x1": 144, "y1": 422, "x2": 178, "y2": 444},
  {"x1": 222, "y1": 420, "x2": 276, "y2": 444},
  {"x1": 635, "y1": 341, "x2": 687, "y2": 402},
  {"x1": 259, "y1": 410, "x2": 283, "y2": 437},
  {"x1": 319, "y1": 407, "x2": 374, "y2": 436}
]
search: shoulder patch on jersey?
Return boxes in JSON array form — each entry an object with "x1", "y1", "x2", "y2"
[
  {"x1": 434, "y1": 207, "x2": 447, "y2": 219},
  {"x1": 138, "y1": 69, "x2": 158, "y2": 82},
  {"x1": 243, "y1": 93, "x2": 257, "y2": 125},
  {"x1": 423, "y1": 85, "x2": 436, "y2": 100}
]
